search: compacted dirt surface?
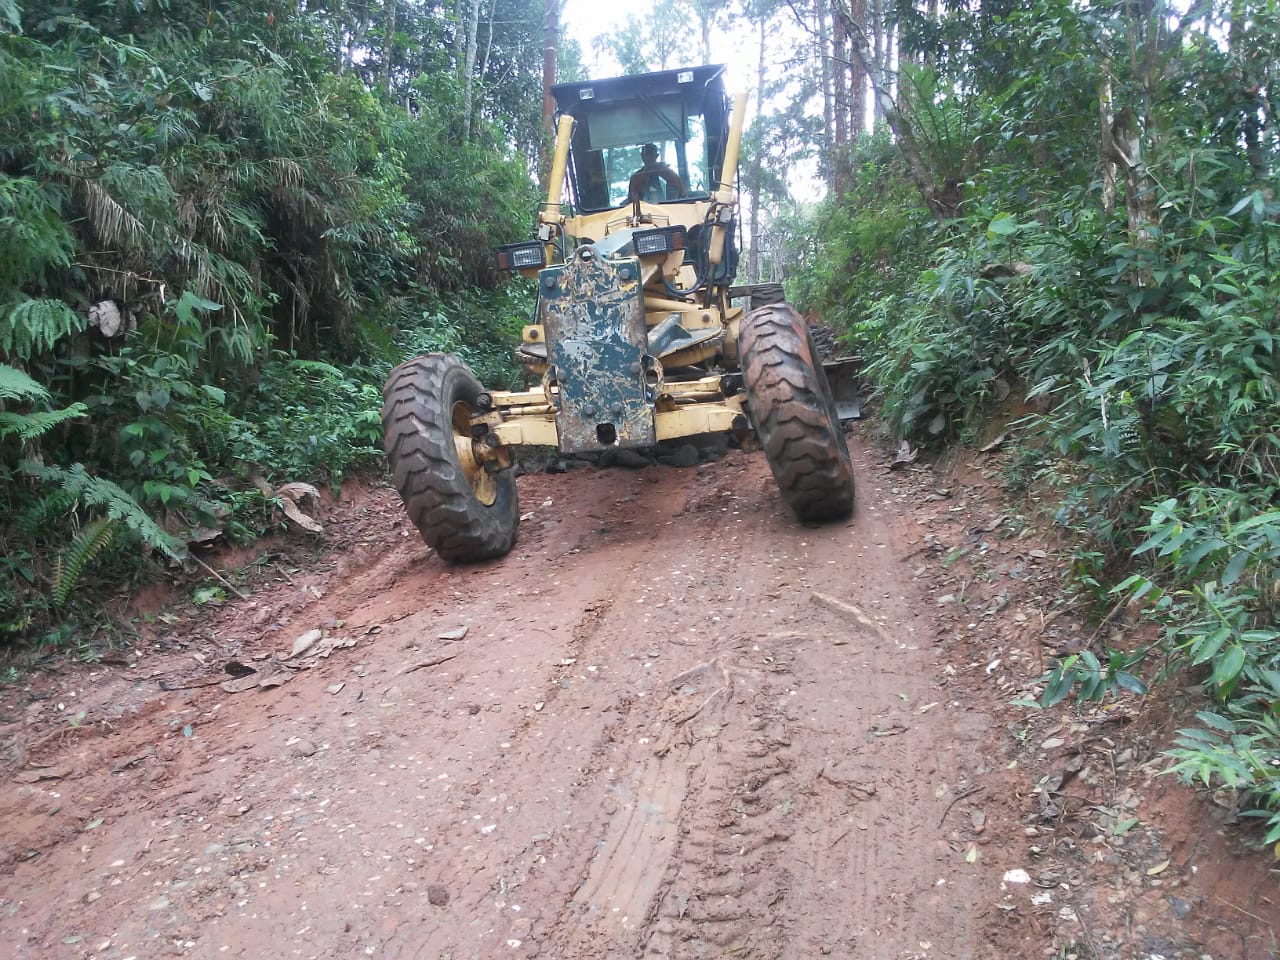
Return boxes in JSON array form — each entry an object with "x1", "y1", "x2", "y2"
[{"x1": 3, "y1": 435, "x2": 1279, "y2": 959}]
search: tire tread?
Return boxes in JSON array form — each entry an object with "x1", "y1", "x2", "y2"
[
  {"x1": 740, "y1": 305, "x2": 855, "y2": 521},
  {"x1": 381, "y1": 354, "x2": 518, "y2": 562}
]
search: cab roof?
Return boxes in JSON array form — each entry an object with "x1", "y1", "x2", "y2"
[{"x1": 551, "y1": 65, "x2": 726, "y2": 115}]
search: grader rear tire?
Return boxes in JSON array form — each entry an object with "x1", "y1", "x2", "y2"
[
  {"x1": 740, "y1": 304, "x2": 855, "y2": 522},
  {"x1": 381, "y1": 354, "x2": 519, "y2": 562}
]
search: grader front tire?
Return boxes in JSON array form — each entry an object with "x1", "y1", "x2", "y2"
[
  {"x1": 381, "y1": 354, "x2": 519, "y2": 563},
  {"x1": 740, "y1": 304, "x2": 855, "y2": 522}
]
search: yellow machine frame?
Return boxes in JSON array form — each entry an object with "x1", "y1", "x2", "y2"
[{"x1": 473, "y1": 93, "x2": 752, "y2": 453}]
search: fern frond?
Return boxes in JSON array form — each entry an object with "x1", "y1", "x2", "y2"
[
  {"x1": 17, "y1": 485, "x2": 80, "y2": 538},
  {"x1": 53, "y1": 516, "x2": 118, "y2": 606},
  {"x1": 288, "y1": 358, "x2": 345, "y2": 378},
  {"x1": 0, "y1": 403, "x2": 88, "y2": 441},
  {"x1": 0, "y1": 363, "x2": 50, "y2": 402},
  {"x1": 0, "y1": 300, "x2": 86, "y2": 360},
  {"x1": 18, "y1": 461, "x2": 187, "y2": 560}
]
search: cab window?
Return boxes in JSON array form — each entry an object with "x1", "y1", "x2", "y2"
[{"x1": 569, "y1": 99, "x2": 711, "y2": 211}]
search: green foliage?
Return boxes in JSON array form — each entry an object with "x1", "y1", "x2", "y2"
[
  {"x1": 244, "y1": 356, "x2": 384, "y2": 488},
  {"x1": 1112, "y1": 492, "x2": 1280, "y2": 842},
  {"x1": 793, "y1": 0, "x2": 1280, "y2": 843},
  {"x1": 0, "y1": 361, "x2": 88, "y2": 441},
  {"x1": 0, "y1": 363, "x2": 49, "y2": 402},
  {"x1": 0, "y1": 403, "x2": 88, "y2": 441},
  {"x1": 0, "y1": 0, "x2": 540, "y2": 644},
  {"x1": 860, "y1": 231, "x2": 1025, "y2": 441},
  {"x1": 1, "y1": 299, "x2": 87, "y2": 360},
  {"x1": 18, "y1": 462, "x2": 185, "y2": 560},
  {"x1": 52, "y1": 516, "x2": 118, "y2": 606},
  {"x1": 594, "y1": 0, "x2": 699, "y2": 75},
  {"x1": 789, "y1": 133, "x2": 931, "y2": 318}
]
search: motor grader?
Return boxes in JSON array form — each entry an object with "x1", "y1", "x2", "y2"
[{"x1": 381, "y1": 65, "x2": 855, "y2": 562}]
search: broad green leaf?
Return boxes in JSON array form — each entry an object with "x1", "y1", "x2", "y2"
[
  {"x1": 1222, "y1": 550, "x2": 1252, "y2": 586},
  {"x1": 1196, "y1": 711, "x2": 1237, "y2": 733},
  {"x1": 1211, "y1": 645, "x2": 1246, "y2": 689},
  {"x1": 987, "y1": 214, "x2": 1018, "y2": 236},
  {"x1": 1115, "y1": 671, "x2": 1148, "y2": 695}
]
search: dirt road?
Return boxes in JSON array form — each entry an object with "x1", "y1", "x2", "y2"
[{"x1": 3, "y1": 439, "x2": 1277, "y2": 959}]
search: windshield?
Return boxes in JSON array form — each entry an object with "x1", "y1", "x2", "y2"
[{"x1": 569, "y1": 98, "x2": 711, "y2": 211}]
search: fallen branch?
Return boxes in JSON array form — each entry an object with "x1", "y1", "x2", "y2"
[
  {"x1": 398, "y1": 652, "x2": 458, "y2": 675},
  {"x1": 811, "y1": 591, "x2": 889, "y2": 642},
  {"x1": 938, "y1": 785, "x2": 982, "y2": 827},
  {"x1": 190, "y1": 553, "x2": 250, "y2": 601}
]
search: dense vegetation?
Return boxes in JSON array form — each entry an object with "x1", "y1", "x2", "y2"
[
  {"x1": 0, "y1": 0, "x2": 552, "y2": 640},
  {"x1": 785, "y1": 0, "x2": 1280, "y2": 842},
  {"x1": 3, "y1": 0, "x2": 1279, "y2": 846}
]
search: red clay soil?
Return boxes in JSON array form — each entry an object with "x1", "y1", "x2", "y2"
[{"x1": 1, "y1": 435, "x2": 1277, "y2": 959}]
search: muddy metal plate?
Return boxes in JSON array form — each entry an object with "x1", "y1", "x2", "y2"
[{"x1": 541, "y1": 251, "x2": 655, "y2": 454}]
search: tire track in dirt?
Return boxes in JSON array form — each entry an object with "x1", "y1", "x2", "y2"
[
  {"x1": 531, "y1": 452, "x2": 995, "y2": 959},
  {"x1": 0, "y1": 446, "x2": 1000, "y2": 960}
]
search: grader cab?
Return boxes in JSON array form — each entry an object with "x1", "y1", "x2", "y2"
[{"x1": 381, "y1": 65, "x2": 855, "y2": 562}]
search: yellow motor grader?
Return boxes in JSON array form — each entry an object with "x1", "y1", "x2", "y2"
[{"x1": 382, "y1": 65, "x2": 855, "y2": 561}]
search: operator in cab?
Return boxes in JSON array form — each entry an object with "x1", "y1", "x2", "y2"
[{"x1": 627, "y1": 142, "x2": 683, "y2": 202}]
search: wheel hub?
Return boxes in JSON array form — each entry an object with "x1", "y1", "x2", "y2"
[{"x1": 452, "y1": 401, "x2": 498, "y2": 506}]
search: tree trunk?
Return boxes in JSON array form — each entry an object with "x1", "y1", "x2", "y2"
[
  {"x1": 542, "y1": 0, "x2": 559, "y2": 179},
  {"x1": 833, "y1": 6, "x2": 849, "y2": 196},
  {"x1": 480, "y1": 0, "x2": 497, "y2": 87},
  {"x1": 1228, "y1": 0, "x2": 1267, "y2": 180},
  {"x1": 452, "y1": 0, "x2": 466, "y2": 78},
  {"x1": 462, "y1": 0, "x2": 481, "y2": 142},
  {"x1": 819, "y1": 0, "x2": 835, "y2": 192},
  {"x1": 1110, "y1": 107, "x2": 1158, "y2": 246},
  {"x1": 748, "y1": 17, "x2": 766, "y2": 284},
  {"x1": 869, "y1": 0, "x2": 886, "y2": 126},
  {"x1": 841, "y1": 9, "x2": 960, "y2": 219},
  {"x1": 848, "y1": 0, "x2": 867, "y2": 137},
  {"x1": 1099, "y1": 68, "x2": 1118, "y2": 214},
  {"x1": 382, "y1": 0, "x2": 397, "y2": 94}
]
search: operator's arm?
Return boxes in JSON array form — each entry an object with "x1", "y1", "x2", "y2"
[
  {"x1": 658, "y1": 164, "x2": 684, "y2": 197},
  {"x1": 627, "y1": 169, "x2": 646, "y2": 202}
]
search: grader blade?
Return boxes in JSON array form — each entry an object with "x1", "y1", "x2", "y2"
[{"x1": 822, "y1": 358, "x2": 863, "y2": 421}]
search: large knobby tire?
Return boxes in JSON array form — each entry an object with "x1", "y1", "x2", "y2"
[
  {"x1": 748, "y1": 282, "x2": 787, "y2": 310},
  {"x1": 382, "y1": 354, "x2": 518, "y2": 562},
  {"x1": 740, "y1": 304, "x2": 855, "y2": 522}
]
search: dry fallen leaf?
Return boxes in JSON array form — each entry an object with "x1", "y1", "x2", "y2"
[
  {"x1": 279, "y1": 496, "x2": 323, "y2": 533},
  {"x1": 220, "y1": 674, "x2": 261, "y2": 694},
  {"x1": 276, "y1": 481, "x2": 321, "y2": 502},
  {"x1": 290, "y1": 629, "x2": 323, "y2": 658}
]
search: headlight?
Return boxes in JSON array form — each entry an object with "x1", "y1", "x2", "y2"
[
  {"x1": 495, "y1": 241, "x2": 546, "y2": 271},
  {"x1": 632, "y1": 226, "x2": 687, "y2": 257}
]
